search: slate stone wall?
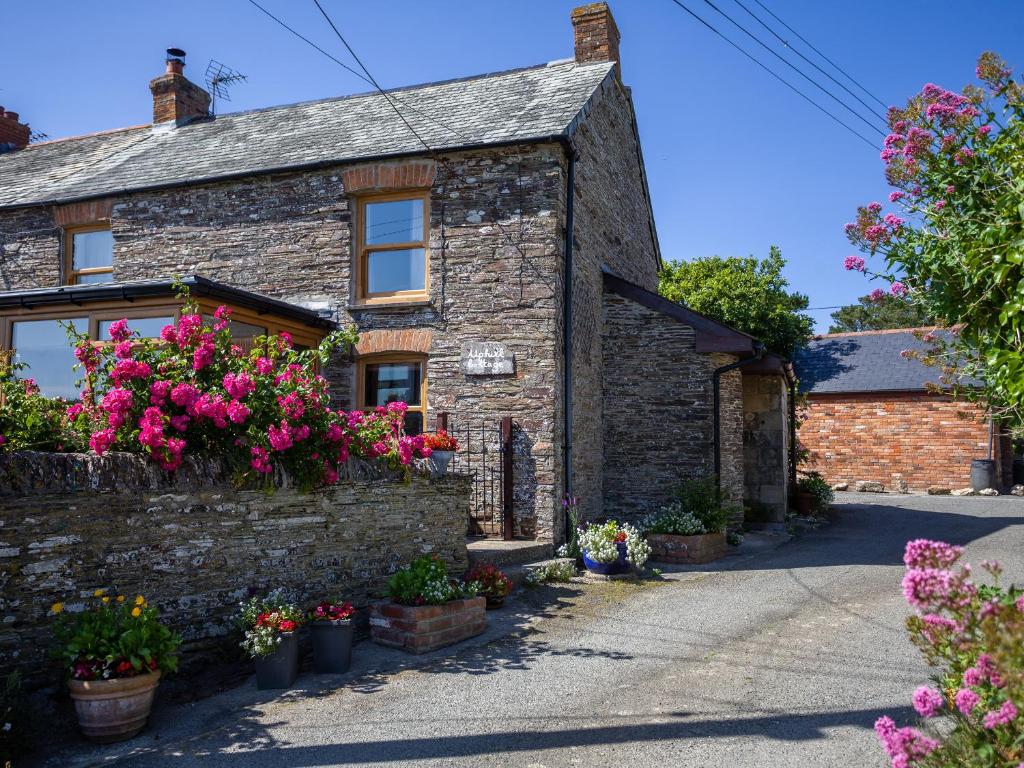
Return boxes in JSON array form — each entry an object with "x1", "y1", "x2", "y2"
[
  {"x1": 743, "y1": 374, "x2": 790, "y2": 521},
  {"x1": 568, "y1": 74, "x2": 661, "y2": 528},
  {"x1": 601, "y1": 292, "x2": 744, "y2": 524},
  {"x1": 0, "y1": 451, "x2": 470, "y2": 690}
]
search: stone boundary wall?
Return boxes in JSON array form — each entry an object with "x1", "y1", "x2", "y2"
[{"x1": 0, "y1": 452, "x2": 470, "y2": 690}]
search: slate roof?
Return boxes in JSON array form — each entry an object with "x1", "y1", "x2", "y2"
[
  {"x1": 794, "y1": 329, "x2": 983, "y2": 394},
  {"x1": 0, "y1": 59, "x2": 615, "y2": 209}
]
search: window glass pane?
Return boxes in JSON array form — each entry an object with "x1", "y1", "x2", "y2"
[
  {"x1": 365, "y1": 198, "x2": 424, "y2": 245},
  {"x1": 403, "y1": 411, "x2": 423, "y2": 436},
  {"x1": 98, "y1": 316, "x2": 174, "y2": 340},
  {"x1": 72, "y1": 229, "x2": 113, "y2": 271},
  {"x1": 12, "y1": 318, "x2": 87, "y2": 400},
  {"x1": 202, "y1": 315, "x2": 267, "y2": 338},
  {"x1": 75, "y1": 271, "x2": 114, "y2": 284},
  {"x1": 364, "y1": 362, "x2": 422, "y2": 407},
  {"x1": 367, "y1": 248, "x2": 426, "y2": 294}
]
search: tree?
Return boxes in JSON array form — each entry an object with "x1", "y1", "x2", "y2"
[
  {"x1": 828, "y1": 294, "x2": 934, "y2": 333},
  {"x1": 844, "y1": 52, "x2": 1023, "y2": 420},
  {"x1": 658, "y1": 246, "x2": 814, "y2": 356}
]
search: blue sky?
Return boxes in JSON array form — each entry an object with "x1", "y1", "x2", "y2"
[{"x1": 2, "y1": 1, "x2": 1022, "y2": 331}]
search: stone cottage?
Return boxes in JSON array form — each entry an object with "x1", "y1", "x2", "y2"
[
  {"x1": 795, "y1": 328, "x2": 1012, "y2": 492},
  {"x1": 0, "y1": 3, "x2": 791, "y2": 542}
]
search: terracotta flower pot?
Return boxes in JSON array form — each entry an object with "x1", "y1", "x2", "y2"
[
  {"x1": 67, "y1": 670, "x2": 161, "y2": 743},
  {"x1": 796, "y1": 491, "x2": 814, "y2": 516}
]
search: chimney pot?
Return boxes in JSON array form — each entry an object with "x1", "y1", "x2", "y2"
[
  {"x1": 166, "y1": 59, "x2": 184, "y2": 76},
  {"x1": 571, "y1": 3, "x2": 621, "y2": 75},
  {"x1": 4, "y1": 111, "x2": 19, "y2": 121}
]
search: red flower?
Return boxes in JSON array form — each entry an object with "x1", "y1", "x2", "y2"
[
  {"x1": 614, "y1": 532, "x2": 627, "y2": 543},
  {"x1": 279, "y1": 619, "x2": 297, "y2": 632},
  {"x1": 255, "y1": 612, "x2": 271, "y2": 627},
  {"x1": 115, "y1": 660, "x2": 134, "y2": 676}
]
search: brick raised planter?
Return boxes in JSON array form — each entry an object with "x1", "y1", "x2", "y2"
[
  {"x1": 646, "y1": 532, "x2": 727, "y2": 565},
  {"x1": 369, "y1": 597, "x2": 486, "y2": 653}
]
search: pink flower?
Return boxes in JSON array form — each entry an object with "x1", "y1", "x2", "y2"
[
  {"x1": 890, "y1": 282, "x2": 908, "y2": 297},
  {"x1": 867, "y1": 201, "x2": 883, "y2": 213},
  {"x1": 193, "y1": 393, "x2": 229, "y2": 428},
  {"x1": 869, "y1": 288, "x2": 887, "y2": 302},
  {"x1": 902, "y1": 567, "x2": 959, "y2": 608},
  {"x1": 945, "y1": 185, "x2": 955, "y2": 195},
  {"x1": 159, "y1": 324, "x2": 177, "y2": 344},
  {"x1": 874, "y1": 716, "x2": 939, "y2": 766},
  {"x1": 170, "y1": 414, "x2": 191, "y2": 432},
  {"x1": 978, "y1": 124, "x2": 992, "y2": 136},
  {"x1": 193, "y1": 339, "x2": 215, "y2": 371},
  {"x1": 955, "y1": 688, "x2": 981, "y2": 715},
  {"x1": 278, "y1": 391, "x2": 305, "y2": 420},
  {"x1": 150, "y1": 380, "x2": 172, "y2": 406},
  {"x1": 889, "y1": 191, "x2": 905, "y2": 202},
  {"x1": 255, "y1": 357, "x2": 274, "y2": 375},
  {"x1": 66, "y1": 403, "x2": 84, "y2": 421},
  {"x1": 326, "y1": 423, "x2": 344, "y2": 442},
  {"x1": 107, "y1": 319, "x2": 132, "y2": 342},
  {"x1": 223, "y1": 372, "x2": 255, "y2": 400},
  {"x1": 911, "y1": 686, "x2": 943, "y2": 718},
  {"x1": 89, "y1": 428, "x2": 116, "y2": 455},
  {"x1": 1016, "y1": 594, "x2": 1024, "y2": 613},
  {"x1": 114, "y1": 341, "x2": 134, "y2": 360},
  {"x1": 268, "y1": 422, "x2": 293, "y2": 452},
  {"x1": 213, "y1": 305, "x2": 232, "y2": 331},
  {"x1": 982, "y1": 700, "x2": 1018, "y2": 729},
  {"x1": 170, "y1": 383, "x2": 200, "y2": 408},
  {"x1": 323, "y1": 463, "x2": 339, "y2": 484},
  {"x1": 175, "y1": 314, "x2": 203, "y2": 348},
  {"x1": 250, "y1": 445, "x2": 272, "y2": 474},
  {"x1": 111, "y1": 359, "x2": 151, "y2": 383},
  {"x1": 226, "y1": 399, "x2": 250, "y2": 425},
  {"x1": 137, "y1": 407, "x2": 166, "y2": 450},
  {"x1": 935, "y1": 200, "x2": 947, "y2": 211},
  {"x1": 883, "y1": 214, "x2": 904, "y2": 229},
  {"x1": 843, "y1": 255, "x2": 866, "y2": 272},
  {"x1": 101, "y1": 388, "x2": 134, "y2": 416},
  {"x1": 292, "y1": 424, "x2": 310, "y2": 442}
]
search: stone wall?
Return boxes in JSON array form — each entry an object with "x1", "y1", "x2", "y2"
[
  {"x1": 569, "y1": 73, "x2": 661, "y2": 527},
  {"x1": 0, "y1": 451, "x2": 470, "y2": 690},
  {"x1": 601, "y1": 291, "x2": 743, "y2": 524},
  {"x1": 800, "y1": 392, "x2": 998, "y2": 491},
  {"x1": 743, "y1": 374, "x2": 789, "y2": 521}
]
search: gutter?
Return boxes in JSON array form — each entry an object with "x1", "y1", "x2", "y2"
[{"x1": 713, "y1": 345, "x2": 765, "y2": 498}]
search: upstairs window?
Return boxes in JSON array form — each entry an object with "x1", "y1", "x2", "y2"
[
  {"x1": 66, "y1": 225, "x2": 113, "y2": 284},
  {"x1": 357, "y1": 193, "x2": 429, "y2": 304}
]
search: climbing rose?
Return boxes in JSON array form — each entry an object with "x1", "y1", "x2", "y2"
[
  {"x1": 89, "y1": 428, "x2": 116, "y2": 455},
  {"x1": 106, "y1": 318, "x2": 131, "y2": 342}
]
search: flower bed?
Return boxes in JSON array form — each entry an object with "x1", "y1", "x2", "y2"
[
  {"x1": 645, "y1": 532, "x2": 727, "y2": 565},
  {"x1": 641, "y1": 476, "x2": 734, "y2": 564}
]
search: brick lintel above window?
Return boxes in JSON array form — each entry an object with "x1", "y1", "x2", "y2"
[{"x1": 342, "y1": 160, "x2": 436, "y2": 195}]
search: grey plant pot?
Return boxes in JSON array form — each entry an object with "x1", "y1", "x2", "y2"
[
  {"x1": 428, "y1": 450, "x2": 455, "y2": 475},
  {"x1": 311, "y1": 620, "x2": 354, "y2": 674},
  {"x1": 254, "y1": 631, "x2": 299, "y2": 690}
]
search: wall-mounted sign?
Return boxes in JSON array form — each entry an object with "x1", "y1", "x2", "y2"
[{"x1": 460, "y1": 341, "x2": 515, "y2": 376}]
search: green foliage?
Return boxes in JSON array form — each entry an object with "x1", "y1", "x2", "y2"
[
  {"x1": 51, "y1": 592, "x2": 180, "y2": 680},
  {"x1": 0, "y1": 362, "x2": 83, "y2": 452},
  {"x1": 726, "y1": 530, "x2": 744, "y2": 547},
  {"x1": 643, "y1": 476, "x2": 737, "y2": 535},
  {"x1": 846, "y1": 52, "x2": 1024, "y2": 423},
  {"x1": 387, "y1": 555, "x2": 477, "y2": 606},
  {"x1": 658, "y1": 246, "x2": 814, "y2": 356},
  {"x1": 797, "y1": 471, "x2": 834, "y2": 514},
  {"x1": 524, "y1": 560, "x2": 577, "y2": 586},
  {"x1": 829, "y1": 293, "x2": 935, "y2": 333},
  {"x1": 237, "y1": 591, "x2": 304, "y2": 658}
]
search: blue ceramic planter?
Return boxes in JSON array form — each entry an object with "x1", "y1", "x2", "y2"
[{"x1": 582, "y1": 542, "x2": 630, "y2": 575}]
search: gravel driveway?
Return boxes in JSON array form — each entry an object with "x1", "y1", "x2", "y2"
[{"x1": 39, "y1": 493, "x2": 1024, "y2": 768}]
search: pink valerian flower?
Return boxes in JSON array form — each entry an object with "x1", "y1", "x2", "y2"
[
  {"x1": 911, "y1": 686, "x2": 944, "y2": 718},
  {"x1": 901, "y1": 567, "x2": 976, "y2": 610},
  {"x1": 864, "y1": 224, "x2": 887, "y2": 245},
  {"x1": 1016, "y1": 594, "x2": 1024, "y2": 613},
  {"x1": 223, "y1": 372, "x2": 255, "y2": 400},
  {"x1": 955, "y1": 147, "x2": 975, "y2": 164},
  {"x1": 89, "y1": 428, "x2": 117, "y2": 455},
  {"x1": 107, "y1": 318, "x2": 132, "y2": 342},
  {"x1": 268, "y1": 421, "x2": 293, "y2": 452},
  {"x1": 867, "y1": 201, "x2": 883, "y2": 213},
  {"x1": 982, "y1": 700, "x2": 1018, "y2": 730},
  {"x1": 934, "y1": 200, "x2": 947, "y2": 211},
  {"x1": 955, "y1": 688, "x2": 981, "y2": 715},
  {"x1": 889, "y1": 190, "x2": 905, "y2": 202},
  {"x1": 904, "y1": 540, "x2": 963, "y2": 569},
  {"x1": 978, "y1": 124, "x2": 992, "y2": 136},
  {"x1": 890, "y1": 282, "x2": 908, "y2": 297},
  {"x1": 255, "y1": 357, "x2": 274, "y2": 375},
  {"x1": 150, "y1": 380, "x2": 172, "y2": 406},
  {"x1": 874, "y1": 716, "x2": 939, "y2": 766},
  {"x1": 883, "y1": 214, "x2": 905, "y2": 229},
  {"x1": 226, "y1": 399, "x2": 250, "y2": 425},
  {"x1": 250, "y1": 445, "x2": 272, "y2": 474},
  {"x1": 869, "y1": 288, "x2": 887, "y2": 302},
  {"x1": 844, "y1": 255, "x2": 866, "y2": 272}
]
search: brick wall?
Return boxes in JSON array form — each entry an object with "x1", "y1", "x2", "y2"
[
  {"x1": 799, "y1": 391, "x2": 995, "y2": 490},
  {"x1": 601, "y1": 292, "x2": 743, "y2": 524},
  {"x1": 0, "y1": 451, "x2": 470, "y2": 691}
]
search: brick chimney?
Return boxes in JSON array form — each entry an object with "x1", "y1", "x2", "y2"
[
  {"x1": 149, "y1": 50, "x2": 211, "y2": 125},
  {"x1": 571, "y1": 3, "x2": 621, "y2": 73},
  {"x1": 0, "y1": 107, "x2": 31, "y2": 151}
]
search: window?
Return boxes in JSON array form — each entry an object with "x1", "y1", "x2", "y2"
[
  {"x1": 358, "y1": 356, "x2": 426, "y2": 435},
  {"x1": 11, "y1": 318, "x2": 86, "y2": 399},
  {"x1": 357, "y1": 193, "x2": 429, "y2": 303},
  {"x1": 98, "y1": 316, "x2": 175, "y2": 340},
  {"x1": 66, "y1": 225, "x2": 113, "y2": 284}
]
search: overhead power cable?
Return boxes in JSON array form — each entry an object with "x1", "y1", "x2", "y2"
[
  {"x1": 244, "y1": 0, "x2": 468, "y2": 143},
  {"x1": 730, "y1": 0, "x2": 888, "y2": 123},
  {"x1": 697, "y1": 0, "x2": 885, "y2": 136},
  {"x1": 666, "y1": 0, "x2": 881, "y2": 150},
  {"x1": 311, "y1": 0, "x2": 434, "y2": 154},
  {"x1": 750, "y1": 0, "x2": 889, "y2": 111}
]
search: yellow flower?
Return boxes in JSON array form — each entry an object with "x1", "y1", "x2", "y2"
[
  {"x1": 101, "y1": 596, "x2": 110, "y2": 604},
  {"x1": 131, "y1": 606, "x2": 141, "y2": 618},
  {"x1": 134, "y1": 595, "x2": 145, "y2": 606},
  {"x1": 93, "y1": 588, "x2": 106, "y2": 597},
  {"x1": 50, "y1": 602, "x2": 64, "y2": 614},
  {"x1": 116, "y1": 595, "x2": 125, "y2": 603}
]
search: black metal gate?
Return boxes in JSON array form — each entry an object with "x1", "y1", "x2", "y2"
[{"x1": 435, "y1": 413, "x2": 513, "y2": 539}]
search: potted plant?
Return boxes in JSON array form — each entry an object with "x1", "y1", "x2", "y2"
[
  {"x1": 51, "y1": 591, "x2": 180, "y2": 743},
  {"x1": 238, "y1": 591, "x2": 303, "y2": 690},
  {"x1": 308, "y1": 600, "x2": 355, "y2": 674},
  {"x1": 796, "y1": 471, "x2": 834, "y2": 517},
  {"x1": 642, "y1": 476, "x2": 735, "y2": 564},
  {"x1": 463, "y1": 564, "x2": 513, "y2": 609},
  {"x1": 423, "y1": 430, "x2": 459, "y2": 475},
  {"x1": 578, "y1": 520, "x2": 650, "y2": 575},
  {"x1": 370, "y1": 556, "x2": 485, "y2": 653}
]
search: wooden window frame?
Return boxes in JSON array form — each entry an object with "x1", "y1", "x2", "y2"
[
  {"x1": 355, "y1": 191, "x2": 430, "y2": 305},
  {"x1": 64, "y1": 223, "x2": 114, "y2": 285},
  {"x1": 356, "y1": 353, "x2": 428, "y2": 432}
]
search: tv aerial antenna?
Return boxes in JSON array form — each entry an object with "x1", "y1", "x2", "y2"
[{"x1": 205, "y1": 59, "x2": 248, "y2": 115}]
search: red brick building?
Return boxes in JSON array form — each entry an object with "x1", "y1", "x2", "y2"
[{"x1": 794, "y1": 329, "x2": 1012, "y2": 492}]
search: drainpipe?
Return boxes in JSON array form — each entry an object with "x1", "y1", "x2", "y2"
[
  {"x1": 562, "y1": 147, "x2": 577, "y2": 543},
  {"x1": 713, "y1": 345, "x2": 765, "y2": 499}
]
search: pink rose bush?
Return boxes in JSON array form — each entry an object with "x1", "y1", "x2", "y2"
[
  {"x1": 63, "y1": 296, "x2": 430, "y2": 487},
  {"x1": 876, "y1": 539, "x2": 1023, "y2": 767}
]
